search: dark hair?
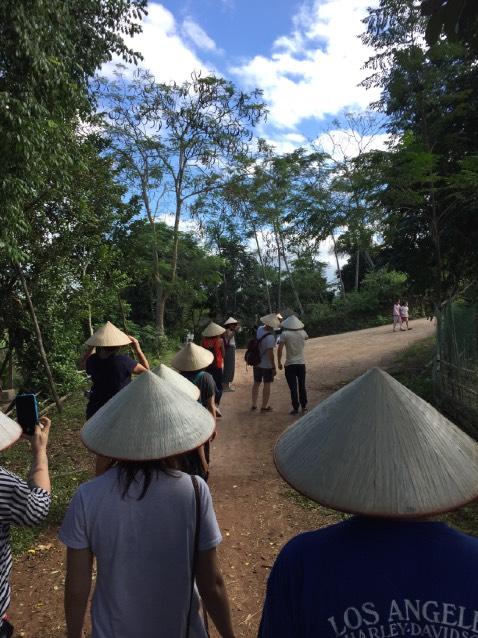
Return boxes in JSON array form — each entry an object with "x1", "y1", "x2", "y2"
[
  {"x1": 116, "y1": 458, "x2": 181, "y2": 500},
  {"x1": 97, "y1": 346, "x2": 121, "y2": 357}
]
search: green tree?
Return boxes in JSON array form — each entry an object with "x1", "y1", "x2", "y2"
[{"x1": 102, "y1": 68, "x2": 265, "y2": 335}]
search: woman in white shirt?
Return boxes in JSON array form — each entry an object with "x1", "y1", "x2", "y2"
[
  {"x1": 60, "y1": 371, "x2": 235, "y2": 638},
  {"x1": 277, "y1": 315, "x2": 309, "y2": 415}
]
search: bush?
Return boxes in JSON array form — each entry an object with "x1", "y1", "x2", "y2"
[{"x1": 305, "y1": 268, "x2": 409, "y2": 336}]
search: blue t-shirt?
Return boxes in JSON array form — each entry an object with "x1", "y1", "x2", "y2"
[
  {"x1": 86, "y1": 353, "x2": 137, "y2": 417},
  {"x1": 259, "y1": 517, "x2": 478, "y2": 638}
]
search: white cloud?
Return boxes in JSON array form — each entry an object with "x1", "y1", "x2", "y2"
[
  {"x1": 182, "y1": 17, "x2": 218, "y2": 52},
  {"x1": 230, "y1": 0, "x2": 380, "y2": 130},
  {"x1": 103, "y1": 3, "x2": 215, "y2": 83},
  {"x1": 315, "y1": 128, "x2": 389, "y2": 160}
]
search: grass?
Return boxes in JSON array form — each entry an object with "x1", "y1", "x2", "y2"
[{"x1": 287, "y1": 335, "x2": 478, "y2": 538}]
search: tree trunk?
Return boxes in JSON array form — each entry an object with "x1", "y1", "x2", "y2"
[
  {"x1": 253, "y1": 226, "x2": 272, "y2": 314},
  {"x1": 157, "y1": 295, "x2": 167, "y2": 337},
  {"x1": 274, "y1": 224, "x2": 282, "y2": 310},
  {"x1": 87, "y1": 304, "x2": 93, "y2": 337},
  {"x1": 16, "y1": 264, "x2": 62, "y2": 412},
  {"x1": 331, "y1": 233, "x2": 346, "y2": 298},
  {"x1": 355, "y1": 248, "x2": 360, "y2": 292},
  {"x1": 278, "y1": 229, "x2": 304, "y2": 315}
]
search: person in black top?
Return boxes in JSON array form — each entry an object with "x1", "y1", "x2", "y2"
[{"x1": 80, "y1": 321, "x2": 149, "y2": 474}]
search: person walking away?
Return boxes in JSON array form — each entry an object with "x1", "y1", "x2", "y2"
[
  {"x1": 222, "y1": 317, "x2": 239, "y2": 392},
  {"x1": 171, "y1": 342, "x2": 217, "y2": 480},
  {"x1": 278, "y1": 315, "x2": 309, "y2": 415},
  {"x1": 400, "y1": 300, "x2": 410, "y2": 329},
  {"x1": 201, "y1": 322, "x2": 226, "y2": 416},
  {"x1": 259, "y1": 368, "x2": 478, "y2": 638},
  {"x1": 60, "y1": 372, "x2": 235, "y2": 638},
  {"x1": 0, "y1": 411, "x2": 51, "y2": 637},
  {"x1": 80, "y1": 321, "x2": 149, "y2": 475},
  {"x1": 251, "y1": 314, "x2": 280, "y2": 412},
  {"x1": 392, "y1": 299, "x2": 404, "y2": 332}
]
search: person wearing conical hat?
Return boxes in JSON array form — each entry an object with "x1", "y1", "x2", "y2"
[
  {"x1": 223, "y1": 317, "x2": 239, "y2": 392},
  {"x1": 0, "y1": 412, "x2": 52, "y2": 637},
  {"x1": 59, "y1": 372, "x2": 235, "y2": 638},
  {"x1": 277, "y1": 315, "x2": 309, "y2": 415},
  {"x1": 259, "y1": 368, "x2": 478, "y2": 638},
  {"x1": 201, "y1": 322, "x2": 226, "y2": 416},
  {"x1": 81, "y1": 322, "x2": 150, "y2": 476},
  {"x1": 171, "y1": 342, "x2": 218, "y2": 480},
  {"x1": 251, "y1": 314, "x2": 280, "y2": 412},
  {"x1": 80, "y1": 322, "x2": 149, "y2": 421}
]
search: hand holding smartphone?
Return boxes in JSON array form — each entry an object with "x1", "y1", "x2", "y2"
[{"x1": 15, "y1": 394, "x2": 39, "y2": 436}]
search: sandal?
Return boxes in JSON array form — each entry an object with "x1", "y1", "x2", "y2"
[{"x1": 261, "y1": 406, "x2": 273, "y2": 412}]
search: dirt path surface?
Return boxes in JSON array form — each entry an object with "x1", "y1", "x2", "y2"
[{"x1": 9, "y1": 319, "x2": 435, "y2": 637}]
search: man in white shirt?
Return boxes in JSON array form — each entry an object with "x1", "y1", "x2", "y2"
[
  {"x1": 277, "y1": 315, "x2": 309, "y2": 415},
  {"x1": 252, "y1": 314, "x2": 280, "y2": 412}
]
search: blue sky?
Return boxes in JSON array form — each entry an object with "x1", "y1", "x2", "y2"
[
  {"x1": 108, "y1": 0, "x2": 385, "y2": 154},
  {"x1": 105, "y1": 0, "x2": 386, "y2": 279}
]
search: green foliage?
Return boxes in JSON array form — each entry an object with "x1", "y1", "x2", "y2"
[
  {"x1": 306, "y1": 269, "x2": 408, "y2": 336},
  {"x1": 0, "y1": 0, "x2": 147, "y2": 259}
]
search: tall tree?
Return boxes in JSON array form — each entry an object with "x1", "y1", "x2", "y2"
[{"x1": 102, "y1": 68, "x2": 265, "y2": 335}]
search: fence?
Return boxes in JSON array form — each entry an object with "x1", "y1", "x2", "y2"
[{"x1": 434, "y1": 302, "x2": 478, "y2": 438}]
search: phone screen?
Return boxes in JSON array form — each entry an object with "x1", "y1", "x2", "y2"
[{"x1": 15, "y1": 394, "x2": 39, "y2": 435}]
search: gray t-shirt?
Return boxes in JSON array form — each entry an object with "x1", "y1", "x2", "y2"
[
  {"x1": 257, "y1": 326, "x2": 276, "y2": 369},
  {"x1": 59, "y1": 468, "x2": 221, "y2": 638}
]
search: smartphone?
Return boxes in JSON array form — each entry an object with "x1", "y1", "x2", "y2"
[{"x1": 15, "y1": 394, "x2": 39, "y2": 435}]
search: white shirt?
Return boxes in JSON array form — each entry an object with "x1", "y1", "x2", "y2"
[
  {"x1": 256, "y1": 326, "x2": 276, "y2": 368},
  {"x1": 59, "y1": 468, "x2": 221, "y2": 638},
  {"x1": 393, "y1": 304, "x2": 401, "y2": 317},
  {"x1": 400, "y1": 305, "x2": 409, "y2": 317},
  {"x1": 280, "y1": 330, "x2": 309, "y2": 365}
]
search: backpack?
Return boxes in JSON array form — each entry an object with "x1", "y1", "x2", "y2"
[{"x1": 244, "y1": 333, "x2": 268, "y2": 367}]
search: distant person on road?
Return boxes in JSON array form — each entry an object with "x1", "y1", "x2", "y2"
[
  {"x1": 0, "y1": 412, "x2": 51, "y2": 638},
  {"x1": 80, "y1": 321, "x2": 149, "y2": 475},
  {"x1": 60, "y1": 372, "x2": 235, "y2": 638},
  {"x1": 400, "y1": 301, "x2": 410, "y2": 330},
  {"x1": 277, "y1": 315, "x2": 309, "y2": 415},
  {"x1": 259, "y1": 368, "x2": 478, "y2": 638},
  {"x1": 392, "y1": 299, "x2": 404, "y2": 332},
  {"x1": 251, "y1": 314, "x2": 280, "y2": 412},
  {"x1": 223, "y1": 317, "x2": 239, "y2": 392},
  {"x1": 201, "y1": 322, "x2": 226, "y2": 417}
]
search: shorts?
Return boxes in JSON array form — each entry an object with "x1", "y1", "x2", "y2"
[{"x1": 253, "y1": 367, "x2": 274, "y2": 383}]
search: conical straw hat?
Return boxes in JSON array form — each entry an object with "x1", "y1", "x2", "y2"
[
  {"x1": 170, "y1": 342, "x2": 214, "y2": 372},
  {"x1": 275, "y1": 367, "x2": 478, "y2": 518},
  {"x1": 0, "y1": 411, "x2": 22, "y2": 452},
  {"x1": 81, "y1": 371, "x2": 214, "y2": 460},
  {"x1": 276, "y1": 313, "x2": 284, "y2": 321},
  {"x1": 224, "y1": 317, "x2": 239, "y2": 326},
  {"x1": 202, "y1": 322, "x2": 225, "y2": 337},
  {"x1": 85, "y1": 321, "x2": 131, "y2": 347},
  {"x1": 282, "y1": 315, "x2": 304, "y2": 330},
  {"x1": 260, "y1": 314, "x2": 281, "y2": 330},
  {"x1": 152, "y1": 363, "x2": 200, "y2": 401}
]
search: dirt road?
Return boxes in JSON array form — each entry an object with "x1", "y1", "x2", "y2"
[{"x1": 9, "y1": 318, "x2": 435, "y2": 637}]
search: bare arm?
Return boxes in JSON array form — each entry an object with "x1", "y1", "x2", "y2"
[
  {"x1": 27, "y1": 416, "x2": 51, "y2": 493},
  {"x1": 277, "y1": 342, "x2": 284, "y2": 370},
  {"x1": 128, "y1": 335, "x2": 150, "y2": 371},
  {"x1": 65, "y1": 547, "x2": 93, "y2": 638},
  {"x1": 196, "y1": 548, "x2": 235, "y2": 638}
]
